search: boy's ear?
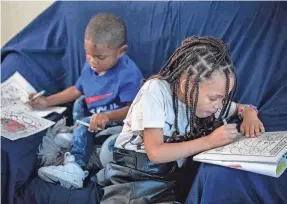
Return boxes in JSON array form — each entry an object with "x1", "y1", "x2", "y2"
[{"x1": 118, "y1": 44, "x2": 128, "y2": 57}]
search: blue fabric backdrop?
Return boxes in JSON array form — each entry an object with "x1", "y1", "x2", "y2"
[{"x1": 1, "y1": 1, "x2": 287, "y2": 204}]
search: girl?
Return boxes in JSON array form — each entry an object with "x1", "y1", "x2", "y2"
[{"x1": 97, "y1": 36, "x2": 265, "y2": 203}]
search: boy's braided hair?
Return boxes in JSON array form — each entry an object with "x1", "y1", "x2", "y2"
[{"x1": 157, "y1": 36, "x2": 237, "y2": 142}]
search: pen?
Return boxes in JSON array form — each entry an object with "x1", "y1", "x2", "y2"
[
  {"x1": 26, "y1": 90, "x2": 46, "y2": 104},
  {"x1": 76, "y1": 120, "x2": 90, "y2": 127},
  {"x1": 76, "y1": 120, "x2": 103, "y2": 130},
  {"x1": 30, "y1": 90, "x2": 46, "y2": 101}
]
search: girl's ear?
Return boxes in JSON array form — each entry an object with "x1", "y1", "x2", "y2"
[{"x1": 180, "y1": 75, "x2": 195, "y2": 94}]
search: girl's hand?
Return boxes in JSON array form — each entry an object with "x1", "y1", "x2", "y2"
[
  {"x1": 207, "y1": 124, "x2": 239, "y2": 148},
  {"x1": 240, "y1": 109, "x2": 265, "y2": 137}
]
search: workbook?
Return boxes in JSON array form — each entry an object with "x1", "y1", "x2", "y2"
[{"x1": 193, "y1": 131, "x2": 287, "y2": 178}]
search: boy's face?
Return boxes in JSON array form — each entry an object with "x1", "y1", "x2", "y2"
[{"x1": 84, "y1": 39, "x2": 126, "y2": 75}]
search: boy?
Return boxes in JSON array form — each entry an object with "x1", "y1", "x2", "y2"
[{"x1": 29, "y1": 13, "x2": 144, "y2": 189}]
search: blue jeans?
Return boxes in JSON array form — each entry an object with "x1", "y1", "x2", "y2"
[{"x1": 71, "y1": 96, "x2": 94, "y2": 167}]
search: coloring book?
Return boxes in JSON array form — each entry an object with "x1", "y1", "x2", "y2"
[
  {"x1": 193, "y1": 131, "x2": 287, "y2": 177},
  {"x1": 1, "y1": 72, "x2": 66, "y2": 118},
  {"x1": 1, "y1": 72, "x2": 64, "y2": 140}
]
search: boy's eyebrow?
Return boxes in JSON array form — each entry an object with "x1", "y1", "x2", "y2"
[{"x1": 85, "y1": 51, "x2": 108, "y2": 57}]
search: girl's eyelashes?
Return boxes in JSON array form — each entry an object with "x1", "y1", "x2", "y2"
[{"x1": 209, "y1": 97, "x2": 217, "y2": 101}]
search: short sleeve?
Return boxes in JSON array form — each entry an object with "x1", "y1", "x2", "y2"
[
  {"x1": 74, "y1": 61, "x2": 90, "y2": 94},
  {"x1": 142, "y1": 80, "x2": 166, "y2": 128},
  {"x1": 74, "y1": 76, "x2": 83, "y2": 94},
  {"x1": 119, "y1": 71, "x2": 144, "y2": 103}
]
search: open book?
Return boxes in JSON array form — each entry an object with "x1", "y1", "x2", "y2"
[
  {"x1": 193, "y1": 131, "x2": 287, "y2": 178},
  {"x1": 1, "y1": 72, "x2": 66, "y2": 117}
]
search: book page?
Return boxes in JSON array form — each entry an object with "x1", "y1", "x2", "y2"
[
  {"x1": 1, "y1": 72, "x2": 66, "y2": 117},
  {"x1": 194, "y1": 131, "x2": 287, "y2": 163},
  {"x1": 1, "y1": 72, "x2": 36, "y2": 105},
  {"x1": 1, "y1": 106, "x2": 55, "y2": 140}
]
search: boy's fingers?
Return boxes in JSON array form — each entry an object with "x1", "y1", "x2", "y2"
[
  {"x1": 28, "y1": 93, "x2": 37, "y2": 100},
  {"x1": 100, "y1": 121, "x2": 106, "y2": 129},
  {"x1": 88, "y1": 119, "x2": 96, "y2": 132},
  {"x1": 28, "y1": 102, "x2": 36, "y2": 109}
]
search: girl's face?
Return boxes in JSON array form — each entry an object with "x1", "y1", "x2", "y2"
[{"x1": 179, "y1": 71, "x2": 235, "y2": 118}]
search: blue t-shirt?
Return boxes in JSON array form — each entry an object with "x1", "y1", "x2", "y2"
[{"x1": 75, "y1": 55, "x2": 144, "y2": 114}]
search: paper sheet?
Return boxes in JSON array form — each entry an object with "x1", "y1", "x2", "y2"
[
  {"x1": 1, "y1": 72, "x2": 66, "y2": 117},
  {"x1": 1, "y1": 106, "x2": 55, "y2": 140}
]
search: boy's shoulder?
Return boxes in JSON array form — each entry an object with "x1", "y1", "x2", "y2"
[{"x1": 115, "y1": 54, "x2": 143, "y2": 77}]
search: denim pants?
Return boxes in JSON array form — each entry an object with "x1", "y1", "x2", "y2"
[{"x1": 71, "y1": 96, "x2": 94, "y2": 167}]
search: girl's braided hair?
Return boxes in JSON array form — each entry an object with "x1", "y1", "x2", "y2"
[{"x1": 148, "y1": 36, "x2": 237, "y2": 142}]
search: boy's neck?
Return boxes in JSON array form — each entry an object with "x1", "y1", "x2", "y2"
[{"x1": 95, "y1": 71, "x2": 107, "y2": 76}]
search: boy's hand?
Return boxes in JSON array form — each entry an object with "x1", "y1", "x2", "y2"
[
  {"x1": 240, "y1": 109, "x2": 265, "y2": 137},
  {"x1": 27, "y1": 93, "x2": 49, "y2": 109},
  {"x1": 89, "y1": 113, "x2": 110, "y2": 132}
]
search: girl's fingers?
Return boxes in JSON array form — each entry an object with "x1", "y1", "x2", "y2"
[
  {"x1": 245, "y1": 126, "x2": 251, "y2": 137},
  {"x1": 240, "y1": 125, "x2": 245, "y2": 135},
  {"x1": 260, "y1": 124, "x2": 265, "y2": 133},
  {"x1": 249, "y1": 125, "x2": 255, "y2": 137},
  {"x1": 255, "y1": 124, "x2": 260, "y2": 136}
]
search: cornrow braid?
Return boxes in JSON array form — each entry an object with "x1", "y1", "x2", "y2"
[
  {"x1": 184, "y1": 69, "x2": 193, "y2": 137},
  {"x1": 172, "y1": 79, "x2": 180, "y2": 137},
  {"x1": 158, "y1": 36, "x2": 236, "y2": 142}
]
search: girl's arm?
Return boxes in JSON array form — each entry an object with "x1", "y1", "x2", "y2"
[{"x1": 144, "y1": 125, "x2": 237, "y2": 163}]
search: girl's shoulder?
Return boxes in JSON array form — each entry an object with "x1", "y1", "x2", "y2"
[{"x1": 141, "y1": 78, "x2": 170, "y2": 93}]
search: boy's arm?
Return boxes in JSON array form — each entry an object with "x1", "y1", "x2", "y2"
[
  {"x1": 46, "y1": 86, "x2": 82, "y2": 106},
  {"x1": 28, "y1": 86, "x2": 82, "y2": 109},
  {"x1": 105, "y1": 104, "x2": 131, "y2": 121}
]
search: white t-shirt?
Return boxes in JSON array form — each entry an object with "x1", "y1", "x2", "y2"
[{"x1": 115, "y1": 79, "x2": 236, "y2": 153}]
